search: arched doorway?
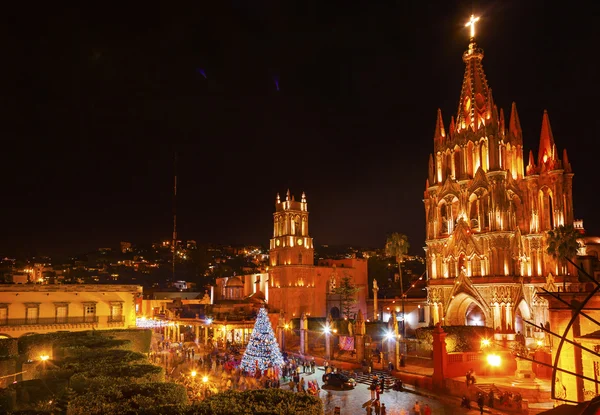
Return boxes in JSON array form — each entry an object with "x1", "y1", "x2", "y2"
[
  {"x1": 515, "y1": 300, "x2": 532, "y2": 336},
  {"x1": 330, "y1": 307, "x2": 340, "y2": 319},
  {"x1": 445, "y1": 292, "x2": 489, "y2": 326},
  {"x1": 466, "y1": 302, "x2": 486, "y2": 326}
]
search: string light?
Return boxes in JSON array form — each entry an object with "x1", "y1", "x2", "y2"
[{"x1": 240, "y1": 307, "x2": 284, "y2": 375}]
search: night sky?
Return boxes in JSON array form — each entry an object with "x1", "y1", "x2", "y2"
[{"x1": 3, "y1": 1, "x2": 599, "y2": 257}]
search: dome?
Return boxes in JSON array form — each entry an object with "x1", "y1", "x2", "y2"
[{"x1": 225, "y1": 276, "x2": 244, "y2": 288}]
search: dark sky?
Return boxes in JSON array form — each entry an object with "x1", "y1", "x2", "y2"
[{"x1": 3, "y1": 1, "x2": 599, "y2": 257}]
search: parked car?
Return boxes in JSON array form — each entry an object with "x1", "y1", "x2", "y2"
[{"x1": 322, "y1": 372, "x2": 356, "y2": 389}]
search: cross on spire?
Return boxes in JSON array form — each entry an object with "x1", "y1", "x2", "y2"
[{"x1": 465, "y1": 14, "x2": 480, "y2": 40}]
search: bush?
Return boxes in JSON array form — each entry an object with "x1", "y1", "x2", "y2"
[
  {"x1": 0, "y1": 339, "x2": 18, "y2": 358},
  {"x1": 70, "y1": 365, "x2": 164, "y2": 393},
  {"x1": 60, "y1": 349, "x2": 147, "y2": 372},
  {"x1": 194, "y1": 389, "x2": 323, "y2": 415},
  {"x1": 101, "y1": 329, "x2": 153, "y2": 353},
  {"x1": 67, "y1": 382, "x2": 188, "y2": 415}
]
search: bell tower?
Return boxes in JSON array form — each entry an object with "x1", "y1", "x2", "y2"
[{"x1": 269, "y1": 190, "x2": 314, "y2": 266}]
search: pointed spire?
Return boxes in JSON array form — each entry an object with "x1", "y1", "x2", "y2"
[
  {"x1": 538, "y1": 110, "x2": 556, "y2": 166},
  {"x1": 563, "y1": 149, "x2": 572, "y2": 173},
  {"x1": 456, "y1": 39, "x2": 490, "y2": 133},
  {"x1": 449, "y1": 116, "x2": 456, "y2": 139},
  {"x1": 276, "y1": 193, "x2": 281, "y2": 203},
  {"x1": 508, "y1": 102, "x2": 523, "y2": 144},
  {"x1": 286, "y1": 189, "x2": 290, "y2": 201},
  {"x1": 499, "y1": 108, "x2": 506, "y2": 138},
  {"x1": 526, "y1": 150, "x2": 536, "y2": 175},
  {"x1": 433, "y1": 109, "x2": 446, "y2": 150},
  {"x1": 428, "y1": 154, "x2": 435, "y2": 184},
  {"x1": 301, "y1": 191, "x2": 306, "y2": 202}
]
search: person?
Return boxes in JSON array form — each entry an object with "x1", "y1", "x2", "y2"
[
  {"x1": 374, "y1": 398, "x2": 381, "y2": 415},
  {"x1": 413, "y1": 401, "x2": 421, "y2": 415},
  {"x1": 477, "y1": 392, "x2": 485, "y2": 414},
  {"x1": 423, "y1": 404, "x2": 431, "y2": 415},
  {"x1": 488, "y1": 389, "x2": 495, "y2": 408},
  {"x1": 380, "y1": 403, "x2": 386, "y2": 415},
  {"x1": 461, "y1": 395, "x2": 471, "y2": 409},
  {"x1": 388, "y1": 361, "x2": 394, "y2": 372},
  {"x1": 400, "y1": 354, "x2": 406, "y2": 367},
  {"x1": 370, "y1": 378, "x2": 378, "y2": 400},
  {"x1": 393, "y1": 378, "x2": 404, "y2": 391},
  {"x1": 379, "y1": 375, "x2": 385, "y2": 394}
]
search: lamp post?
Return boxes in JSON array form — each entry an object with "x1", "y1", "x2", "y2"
[
  {"x1": 324, "y1": 325, "x2": 331, "y2": 361},
  {"x1": 283, "y1": 323, "x2": 289, "y2": 351}
]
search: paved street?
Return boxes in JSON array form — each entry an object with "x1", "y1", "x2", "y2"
[{"x1": 285, "y1": 368, "x2": 486, "y2": 415}]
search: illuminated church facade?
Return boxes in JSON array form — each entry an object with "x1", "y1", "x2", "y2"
[
  {"x1": 424, "y1": 19, "x2": 575, "y2": 335},
  {"x1": 267, "y1": 190, "x2": 368, "y2": 320}
]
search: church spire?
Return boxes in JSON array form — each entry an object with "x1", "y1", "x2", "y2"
[
  {"x1": 456, "y1": 15, "x2": 492, "y2": 133},
  {"x1": 508, "y1": 102, "x2": 523, "y2": 144},
  {"x1": 433, "y1": 108, "x2": 446, "y2": 151},
  {"x1": 538, "y1": 110, "x2": 556, "y2": 167}
]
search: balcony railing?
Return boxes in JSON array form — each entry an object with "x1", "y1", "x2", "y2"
[
  {"x1": 108, "y1": 316, "x2": 124, "y2": 323},
  {"x1": 0, "y1": 316, "x2": 99, "y2": 327}
]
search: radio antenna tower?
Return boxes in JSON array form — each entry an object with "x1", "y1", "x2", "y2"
[{"x1": 172, "y1": 152, "x2": 177, "y2": 281}]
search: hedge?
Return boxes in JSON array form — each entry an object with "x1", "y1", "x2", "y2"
[
  {"x1": 100, "y1": 329, "x2": 152, "y2": 353},
  {"x1": 0, "y1": 339, "x2": 18, "y2": 358},
  {"x1": 67, "y1": 382, "x2": 188, "y2": 415},
  {"x1": 59, "y1": 349, "x2": 147, "y2": 372},
  {"x1": 192, "y1": 389, "x2": 323, "y2": 415},
  {"x1": 70, "y1": 365, "x2": 164, "y2": 393}
]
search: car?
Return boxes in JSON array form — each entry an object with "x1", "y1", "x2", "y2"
[{"x1": 322, "y1": 372, "x2": 357, "y2": 389}]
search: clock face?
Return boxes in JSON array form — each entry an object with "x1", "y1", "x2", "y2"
[
  {"x1": 297, "y1": 239, "x2": 303, "y2": 246},
  {"x1": 276, "y1": 239, "x2": 280, "y2": 247}
]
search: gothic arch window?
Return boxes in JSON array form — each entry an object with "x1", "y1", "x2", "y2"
[
  {"x1": 468, "y1": 193, "x2": 480, "y2": 230},
  {"x1": 439, "y1": 201, "x2": 449, "y2": 235},
  {"x1": 294, "y1": 216, "x2": 301, "y2": 235},
  {"x1": 453, "y1": 145, "x2": 462, "y2": 179},
  {"x1": 298, "y1": 253, "x2": 303, "y2": 264},
  {"x1": 466, "y1": 141, "x2": 474, "y2": 176}
]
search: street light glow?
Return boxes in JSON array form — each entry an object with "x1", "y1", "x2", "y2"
[
  {"x1": 191, "y1": 370, "x2": 197, "y2": 377},
  {"x1": 39, "y1": 355, "x2": 49, "y2": 361},
  {"x1": 487, "y1": 354, "x2": 501, "y2": 367}
]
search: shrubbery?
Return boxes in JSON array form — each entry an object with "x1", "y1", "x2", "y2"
[
  {"x1": 67, "y1": 382, "x2": 188, "y2": 415},
  {"x1": 192, "y1": 389, "x2": 323, "y2": 415}
]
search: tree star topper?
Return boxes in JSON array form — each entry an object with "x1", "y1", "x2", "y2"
[{"x1": 465, "y1": 14, "x2": 480, "y2": 40}]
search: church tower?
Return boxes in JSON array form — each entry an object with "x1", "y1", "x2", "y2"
[
  {"x1": 424, "y1": 16, "x2": 574, "y2": 334},
  {"x1": 269, "y1": 190, "x2": 314, "y2": 266}
]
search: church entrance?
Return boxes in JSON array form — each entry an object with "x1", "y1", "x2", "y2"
[
  {"x1": 330, "y1": 307, "x2": 340, "y2": 319},
  {"x1": 465, "y1": 302, "x2": 485, "y2": 326},
  {"x1": 445, "y1": 292, "x2": 488, "y2": 326},
  {"x1": 515, "y1": 300, "x2": 532, "y2": 337}
]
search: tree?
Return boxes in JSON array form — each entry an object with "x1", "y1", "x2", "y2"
[
  {"x1": 333, "y1": 275, "x2": 361, "y2": 319},
  {"x1": 240, "y1": 307, "x2": 284, "y2": 375},
  {"x1": 385, "y1": 233, "x2": 410, "y2": 337},
  {"x1": 546, "y1": 224, "x2": 581, "y2": 287}
]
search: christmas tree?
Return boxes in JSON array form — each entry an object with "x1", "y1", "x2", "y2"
[{"x1": 240, "y1": 307, "x2": 284, "y2": 375}]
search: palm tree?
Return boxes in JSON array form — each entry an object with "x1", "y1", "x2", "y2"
[
  {"x1": 385, "y1": 233, "x2": 410, "y2": 337},
  {"x1": 546, "y1": 224, "x2": 581, "y2": 289}
]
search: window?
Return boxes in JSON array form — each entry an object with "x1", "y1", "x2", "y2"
[
  {"x1": 110, "y1": 302, "x2": 123, "y2": 322},
  {"x1": 83, "y1": 303, "x2": 97, "y2": 323},
  {"x1": 25, "y1": 303, "x2": 40, "y2": 324},
  {"x1": 54, "y1": 303, "x2": 68, "y2": 323},
  {"x1": 418, "y1": 306, "x2": 426, "y2": 323},
  {"x1": 0, "y1": 304, "x2": 8, "y2": 325}
]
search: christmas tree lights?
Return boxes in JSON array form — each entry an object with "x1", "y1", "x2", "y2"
[{"x1": 240, "y1": 307, "x2": 284, "y2": 375}]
